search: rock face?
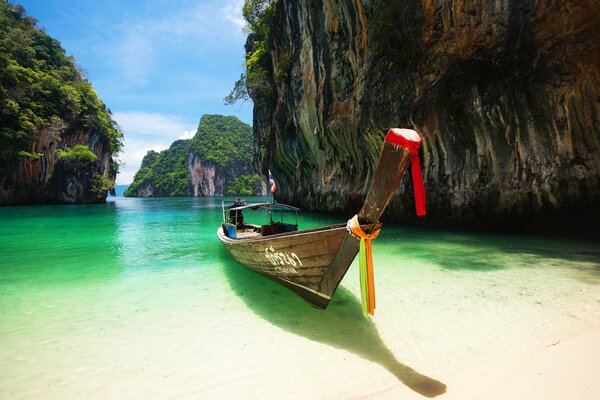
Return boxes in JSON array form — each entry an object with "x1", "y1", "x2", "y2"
[
  {"x1": 1, "y1": 122, "x2": 117, "y2": 205},
  {"x1": 187, "y1": 153, "x2": 225, "y2": 196},
  {"x1": 249, "y1": 0, "x2": 599, "y2": 232},
  {"x1": 137, "y1": 182, "x2": 154, "y2": 198}
]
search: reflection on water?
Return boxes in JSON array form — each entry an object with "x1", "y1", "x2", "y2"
[{"x1": 221, "y1": 252, "x2": 447, "y2": 397}]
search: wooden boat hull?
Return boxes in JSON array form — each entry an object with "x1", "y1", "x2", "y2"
[
  {"x1": 218, "y1": 224, "x2": 361, "y2": 308},
  {"x1": 218, "y1": 128, "x2": 421, "y2": 309}
]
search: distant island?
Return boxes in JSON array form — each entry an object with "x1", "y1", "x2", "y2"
[
  {"x1": 109, "y1": 185, "x2": 129, "y2": 197},
  {"x1": 125, "y1": 115, "x2": 266, "y2": 197},
  {"x1": 0, "y1": 2, "x2": 122, "y2": 205}
]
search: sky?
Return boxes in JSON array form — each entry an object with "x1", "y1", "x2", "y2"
[{"x1": 16, "y1": 0, "x2": 253, "y2": 184}]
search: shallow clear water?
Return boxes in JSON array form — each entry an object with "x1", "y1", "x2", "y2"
[{"x1": 1, "y1": 197, "x2": 599, "y2": 399}]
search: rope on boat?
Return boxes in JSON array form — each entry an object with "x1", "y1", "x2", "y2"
[{"x1": 347, "y1": 215, "x2": 381, "y2": 317}]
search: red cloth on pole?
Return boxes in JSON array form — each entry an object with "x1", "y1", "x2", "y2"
[{"x1": 384, "y1": 128, "x2": 427, "y2": 216}]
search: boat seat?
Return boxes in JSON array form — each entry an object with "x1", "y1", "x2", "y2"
[
  {"x1": 260, "y1": 224, "x2": 276, "y2": 236},
  {"x1": 222, "y1": 223, "x2": 237, "y2": 239},
  {"x1": 261, "y1": 222, "x2": 298, "y2": 236}
]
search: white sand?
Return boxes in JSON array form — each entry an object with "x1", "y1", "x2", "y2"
[
  {"x1": 2, "y1": 230, "x2": 600, "y2": 400},
  {"x1": 362, "y1": 322, "x2": 600, "y2": 399}
]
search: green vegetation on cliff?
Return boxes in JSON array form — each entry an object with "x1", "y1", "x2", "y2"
[
  {"x1": 124, "y1": 115, "x2": 263, "y2": 197},
  {"x1": 189, "y1": 114, "x2": 255, "y2": 168},
  {"x1": 226, "y1": 174, "x2": 263, "y2": 196},
  {"x1": 57, "y1": 144, "x2": 97, "y2": 162},
  {"x1": 0, "y1": 1, "x2": 122, "y2": 170},
  {"x1": 225, "y1": 0, "x2": 276, "y2": 105},
  {"x1": 125, "y1": 141, "x2": 190, "y2": 197}
]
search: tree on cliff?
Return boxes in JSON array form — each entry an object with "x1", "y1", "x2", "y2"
[{"x1": 224, "y1": 0, "x2": 276, "y2": 105}]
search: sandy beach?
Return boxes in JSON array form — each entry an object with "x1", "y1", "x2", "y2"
[
  {"x1": 363, "y1": 322, "x2": 600, "y2": 399},
  {"x1": 2, "y1": 199, "x2": 600, "y2": 400}
]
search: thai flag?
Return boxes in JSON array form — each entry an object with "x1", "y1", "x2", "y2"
[{"x1": 268, "y1": 170, "x2": 277, "y2": 193}]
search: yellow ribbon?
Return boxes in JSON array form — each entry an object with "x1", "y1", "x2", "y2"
[{"x1": 347, "y1": 215, "x2": 380, "y2": 316}]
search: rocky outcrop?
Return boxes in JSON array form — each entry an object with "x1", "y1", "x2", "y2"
[
  {"x1": 249, "y1": 0, "x2": 600, "y2": 232},
  {"x1": 137, "y1": 182, "x2": 154, "y2": 198},
  {"x1": 0, "y1": 121, "x2": 117, "y2": 205},
  {"x1": 125, "y1": 115, "x2": 266, "y2": 198},
  {"x1": 187, "y1": 153, "x2": 225, "y2": 196}
]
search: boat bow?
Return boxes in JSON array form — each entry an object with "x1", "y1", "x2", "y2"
[{"x1": 219, "y1": 128, "x2": 425, "y2": 311}]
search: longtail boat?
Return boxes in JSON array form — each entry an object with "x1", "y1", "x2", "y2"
[{"x1": 217, "y1": 128, "x2": 426, "y2": 313}]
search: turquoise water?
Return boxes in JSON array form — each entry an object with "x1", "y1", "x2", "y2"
[{"x1": 1, "y1": 197, "x2": 599, "y2": 399}]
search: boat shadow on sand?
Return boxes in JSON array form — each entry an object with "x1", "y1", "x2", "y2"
[{"x1": 220, "y1": 252, "x2": 447, "y2": 398}]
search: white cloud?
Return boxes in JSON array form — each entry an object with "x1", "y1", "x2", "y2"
[
  {"x1": 115, "y1": 168, "x2": 135, "y2": 185},
  {"x1": 116, "y1": 168, "x2": 138, "y2": 186},
  {"x1": 119, "y1": 141, "x2": 167, "y2": 166},
  {"x1": 178, "y1": 130, "x2": 196, "y2": 140},
  {"x1": 113, "y1": 111, "x2": 197, "y2": 184},
  {"x1": 106, "y1": 1, "x2": 244, "y2": 85},
  {"x1": 116, "y1": 140, "x2": 168, "y2": 185},
  {"x1": 222, "y1": 0, "x2": 246, "y2": 30},
  {"x1": 113, "y1": 111, "x2": 196, "y2": 138}
]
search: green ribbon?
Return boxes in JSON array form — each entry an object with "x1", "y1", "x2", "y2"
[{"x1": 359, "y1": 237, "x2": 368, "y2": 317}]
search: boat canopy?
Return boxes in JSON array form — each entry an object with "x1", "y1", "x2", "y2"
[{"x1": 227, "y1": 202, "x2": 300, "y2": 212}]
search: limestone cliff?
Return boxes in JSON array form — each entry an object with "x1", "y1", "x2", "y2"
[
  {"x1": 0, "y1": 3, "x2": 121, "y2": 205},
  {"x1": 246, "y1": 0, "x2": 600, "y2": 232},
  {"x1": 12, "y1": 125, "x2": 117, "y2": 204},
  {"x1": 187, "y1": 152, "x2": 226, "y2": 196},
  {"x1": 125, "y1": 115, "x2": 266, "y2": 197}
]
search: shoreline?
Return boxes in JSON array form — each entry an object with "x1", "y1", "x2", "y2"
[{"x1": 362, "y1": 321, "x2": 600, "y2": 399}]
